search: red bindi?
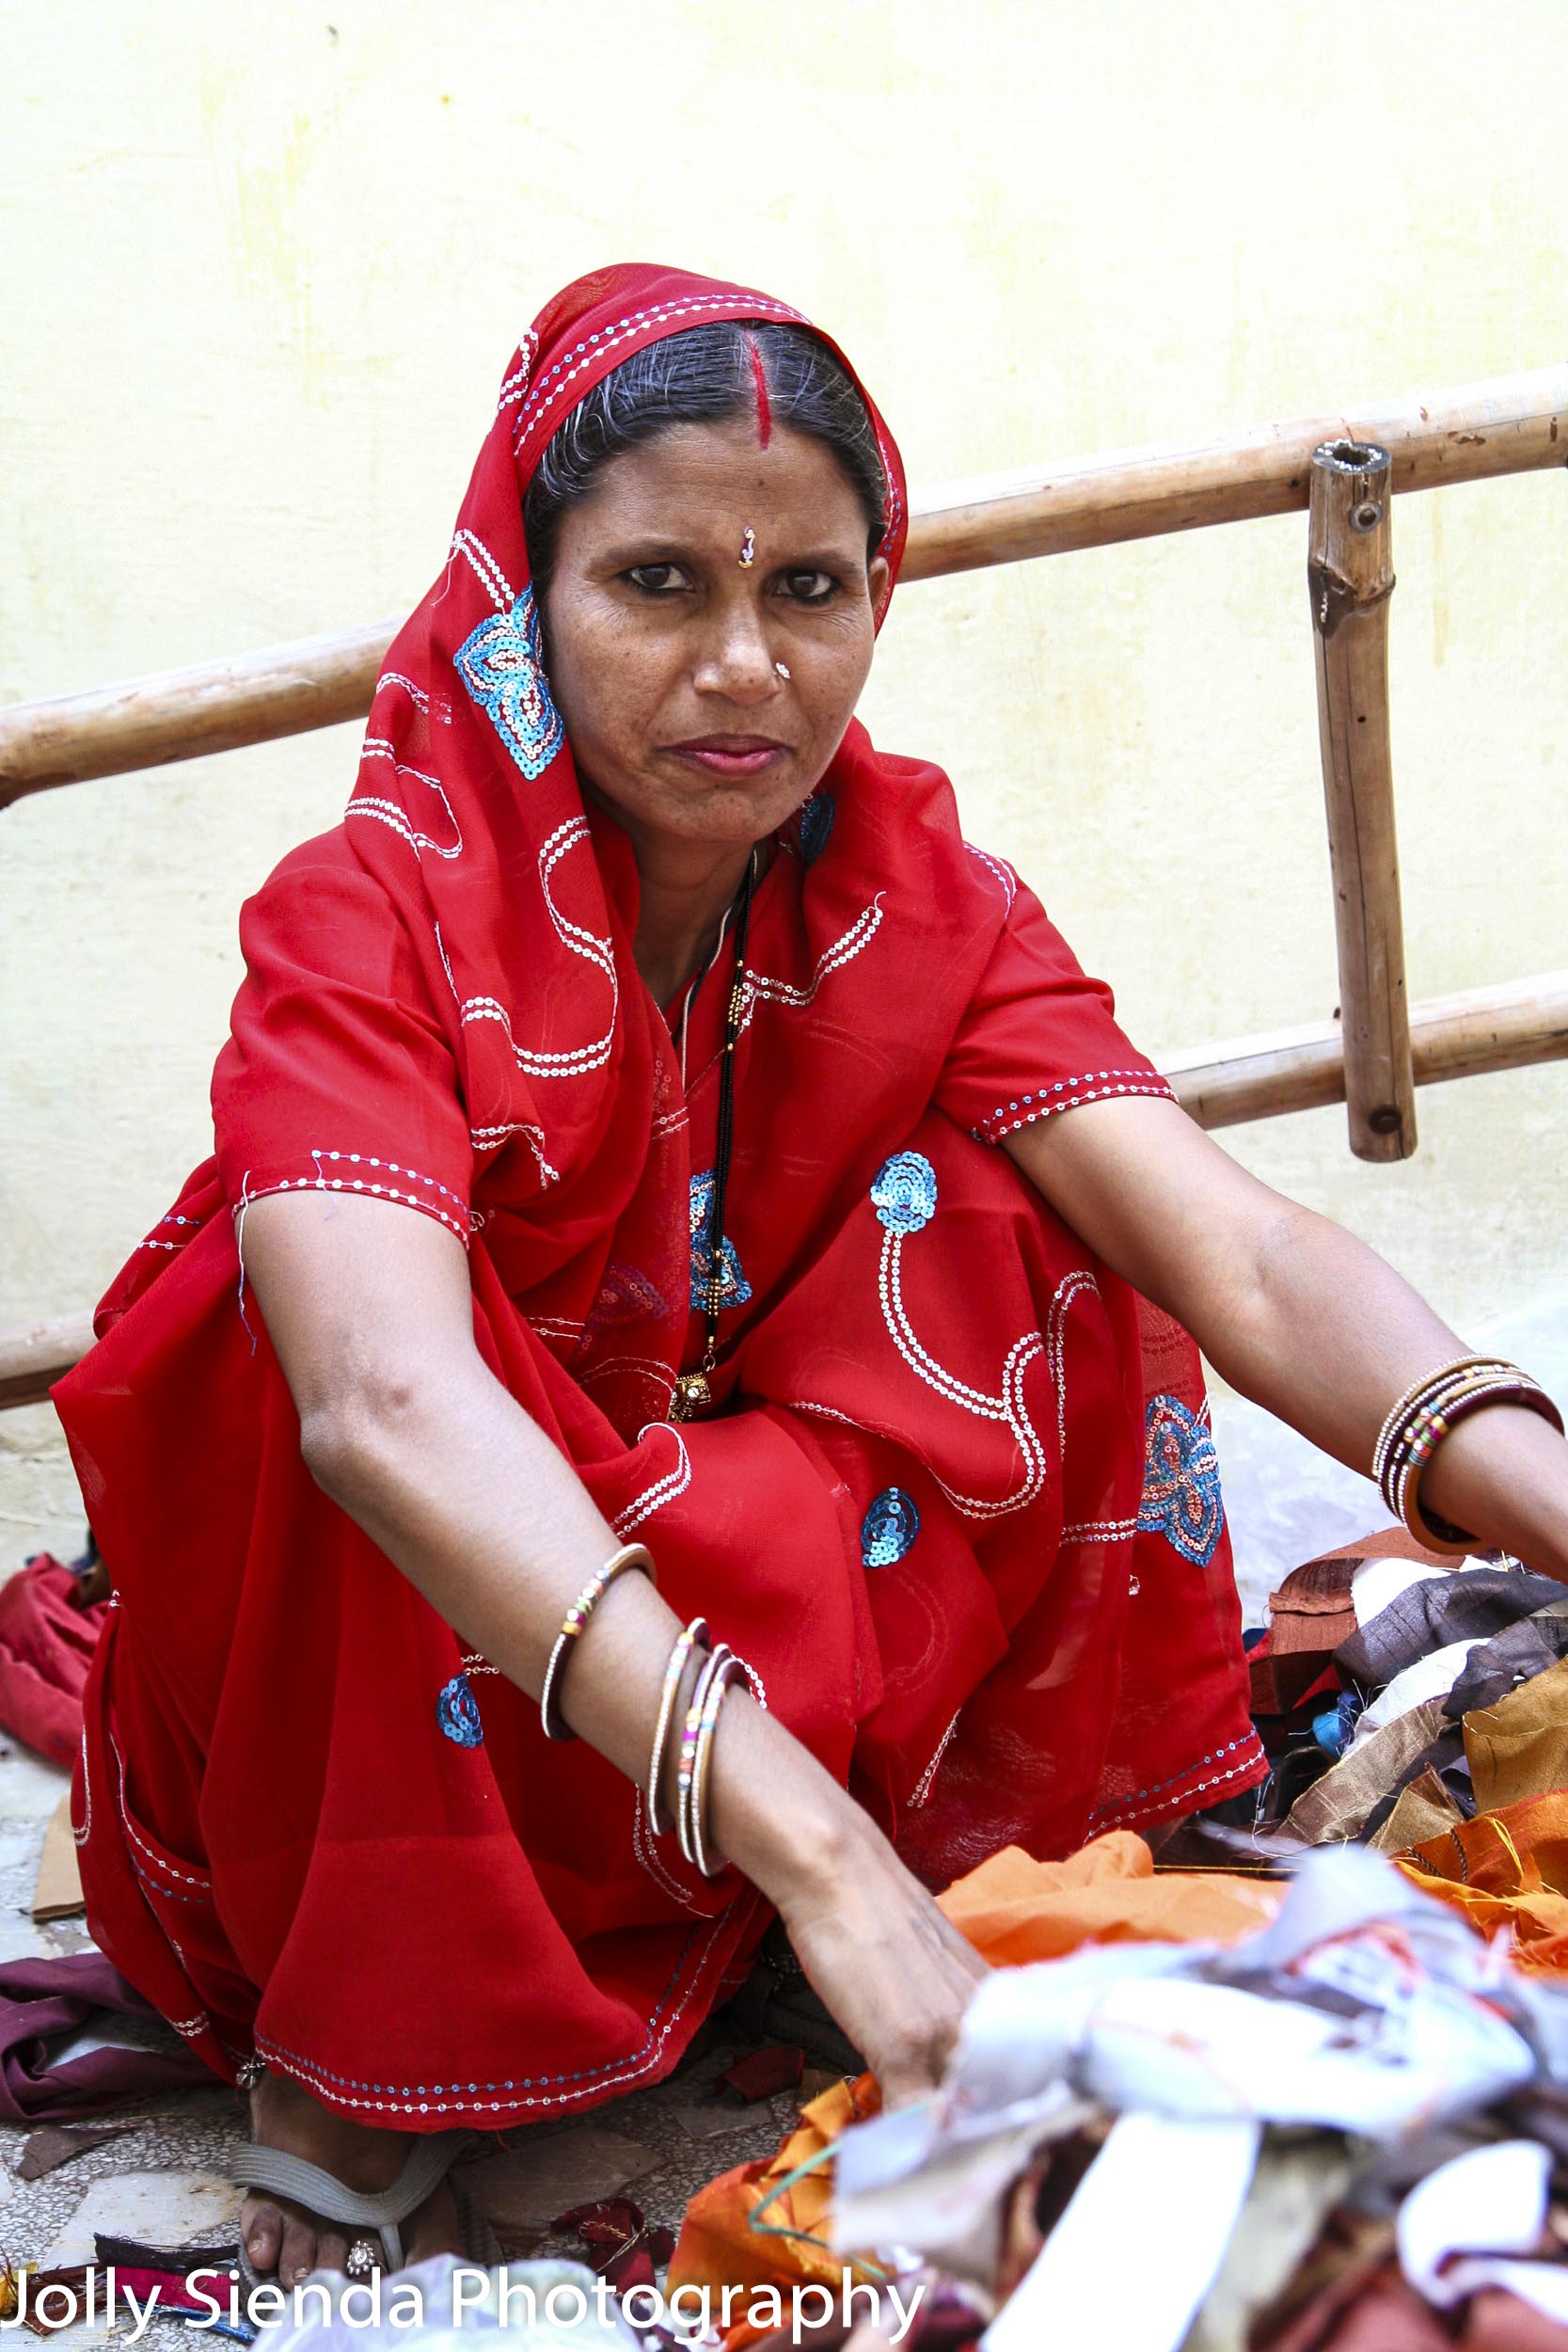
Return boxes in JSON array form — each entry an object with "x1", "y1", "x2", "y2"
[{"x1": 746, "y1": 336, "x2": 772, "y2": 449}]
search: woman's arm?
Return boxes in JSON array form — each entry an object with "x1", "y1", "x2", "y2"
[
  {"x1": 1004, "y1": 1097, "x2": 1568, "y2": 1581},
  {"x1": 240, "y1": 1188, "x2": 986, "y2": 2102}
]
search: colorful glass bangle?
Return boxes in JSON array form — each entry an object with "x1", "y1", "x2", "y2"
[
  {"x1": 676, "y1": 1643, "x2": 734, "y2": 1866},
  {"x1": 1394, "y1": 1377, "x2": 1563, "y2": 1553},
  {"x1": 539, "y1": 1542, "x2": 656, "y2": 1744},
  {"x1": 1371, "y1": 1357, "x2": 1513, "y2": 1497},
  {"x1": 1388, "y1": 1375, "x2": 1528, "y2": 1505},
  {"x1": 647, "y1": 1616, "x2": 709, "y2": 1837},
  {"x1": 687, "y1": 1651, "x2": 747, "y2": 1880},
  {"x1": 1374, "y1": 1363, "x2": 1520, "y2": 1519}
]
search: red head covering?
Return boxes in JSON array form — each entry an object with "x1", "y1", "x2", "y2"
[{"x1": 297, "y1": 265, "x2": 909, "y2": 1386}]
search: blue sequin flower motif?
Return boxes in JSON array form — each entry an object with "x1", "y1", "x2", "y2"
[
  {"x1": 798, "y1": 792, "x2": 835, "y2": 866},
  {"x1": 863, "y1": 1487, "x2": 921, "y2": 1567},
  {"x1": 1136, "y1": 1395, "x2": 1226, "y2": 1567},
  {"x1": 689, "y1": 1171, "x2": 753, "y2": 1313},
  {"x1": 454, "y1": 587, "x2": 564, "y2": 780},
  {"x1": 871, "y1": 1151, "x2": 938, "y2": 1235},
  {"x1": 436, "y1": 1672, "x2": 484, "y2": 1747}
]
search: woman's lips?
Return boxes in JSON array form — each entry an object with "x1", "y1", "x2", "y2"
[{"x1": 668, "y1": 738, "x2": 789, "y2": 778}]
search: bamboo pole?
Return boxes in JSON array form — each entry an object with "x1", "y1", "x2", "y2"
[
  {"x1": 905, "y1": 363, "x2": 1568, "y2": 577},
  {"x1": 0, "y1": 1313, "x2": 97, "y2": 1411},
  {"x1": 6, "y1": 968, "x2": 1565, "y2": 1413},
  {"x1": 1307, "y1": 439, "x2": 1417, "y2": 1162},
  {"x1": 1, "y1": 367, "x2": 1563, "y2": 806},
  {"x1": 1164, "y1": 967, "x2": 1568, "y2": 1129},
  {"x1": 0, "y1": 619, "x2": 404, "y2": 810}
]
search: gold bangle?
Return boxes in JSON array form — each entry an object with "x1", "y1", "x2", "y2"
[
  {"x1": 676, "y1": 1644, "x2": 734, "y2": 1865},
  {"x1": 539, "y1": 1543, "x2": 656, "y2": 1743},
  {"x1": 687, "y1": 1651, "x2": 746, "y2": 1880},
  {"x1": 647, "y1": 1617, "x2": 709, "y2": 1836}
]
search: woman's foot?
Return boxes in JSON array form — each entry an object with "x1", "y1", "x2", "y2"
[{"x1": 241, "y1": 2068, "x2": 466, "y2": 2284}]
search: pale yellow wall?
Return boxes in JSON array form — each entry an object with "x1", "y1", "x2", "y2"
[{"x1": 3, "y1": 1, "x2": 1565, "y2": 1566}]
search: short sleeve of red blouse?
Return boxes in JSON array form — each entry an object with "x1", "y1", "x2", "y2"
[
  {"x1": 934, "y1": 868, "x2": 1174, "y2": 1144},
  {"x1": 211, "y1": 833, "x2": 473, "y2": 1246}
]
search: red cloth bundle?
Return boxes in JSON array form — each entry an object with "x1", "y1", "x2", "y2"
[{"x1": 0, "y1": 1555, "x2": 106, "y2": 1768}]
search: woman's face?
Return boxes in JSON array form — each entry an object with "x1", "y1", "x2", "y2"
[{"x1": 539, "y1": 418, "x2": 889, "y2": 859}]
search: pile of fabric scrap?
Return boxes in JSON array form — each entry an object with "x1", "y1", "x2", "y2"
[
  {"x1": 1231, "y1": 1528, "x2": 1568, "y2": 1962},
  {"x1": 673, "y1": 1839, "x2": 1568, "y2": 2348}
]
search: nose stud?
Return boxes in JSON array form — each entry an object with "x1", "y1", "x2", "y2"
[{"x1": 774, "y1": 660, "x2": 791, "y2": 681}]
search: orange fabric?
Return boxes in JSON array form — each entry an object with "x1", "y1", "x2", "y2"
[
  {"x1": 666, "y1": 2073, "x2": 880, "y2": 2338},
  {"x1": 668, "y1": 1833, "x2": 1278, "y2": 2326},
  {"x1": 1396, "y1": 1793, "x2": 1568, "y2": 1970},
  {"x1": 935, "y1": 1830, "x2": 1280, "y2": 1960}
]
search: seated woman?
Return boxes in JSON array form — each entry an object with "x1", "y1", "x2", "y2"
[{"x1": 55, "y1": 262, "x2": 1568, "y2": 2286}]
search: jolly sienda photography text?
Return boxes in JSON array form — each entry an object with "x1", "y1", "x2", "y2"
[{"x1": 0, "y1": 2262, "x2": 930, "y2": 2344}]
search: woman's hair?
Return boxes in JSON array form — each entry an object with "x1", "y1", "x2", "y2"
[{"x1": 523, "y1": 322, "x2": 887, "y2": 597}]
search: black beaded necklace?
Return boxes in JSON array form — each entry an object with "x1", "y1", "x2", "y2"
[{"x1": 671, "y1": 850, "x2": 757, "y2": 1422}]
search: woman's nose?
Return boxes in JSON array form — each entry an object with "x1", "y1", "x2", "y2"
[{"x1": 691, "y1": 597, "x2": 780, "y2": 705}]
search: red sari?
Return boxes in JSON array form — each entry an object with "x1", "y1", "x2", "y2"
[{"x1": 55, "y1": 264, "x2": 1263, "y2": 2126}]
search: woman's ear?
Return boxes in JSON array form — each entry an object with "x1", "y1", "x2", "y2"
[{"x1": 868, "y1": 554, "x2": 891, "y2": 612}]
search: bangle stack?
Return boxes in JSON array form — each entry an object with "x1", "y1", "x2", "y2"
[
  {"x1": 539, "y1": 1553, "x2": 760, "y2": 1878},
  {"x1": 1373, "y1": 1357, "x2": 1564, "y2": 1552},
  {"x1": 642, "y1": 1621, "x2": 763, "y2": 1878},
  {"x1": 539, "y1": 1543, "x2": 656, "y2": 1743},
  {"x1": 676, "y1": 1644, "x2": 750, "y2": 1878}
]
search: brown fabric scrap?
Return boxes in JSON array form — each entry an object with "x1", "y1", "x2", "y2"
[
  {"x1": 1465, "y1": 1652, "x2": 1568, "y2": 1815},
  {"x1": 1281, "y1": 1700, "x2": 1448, "y2": 1848},
  {"x1": 1261, "y1": 1557, "x2": 1361, "y2": 1712},
  {"x1": 1271, "y1": 1555, "x2": 1363, "y2": 1614},
  {"x1": 1368, "y1": 1767, "x2": 1465, "y2": 1855},
  {"x1": 14, "y1": 2122, "x2": 131, "y2": 2180}
]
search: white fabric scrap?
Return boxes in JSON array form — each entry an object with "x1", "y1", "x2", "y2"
[
  {"x1": 832, "y1": 2080, "x2": 1092, "y2": 2272},
  {"x1": 1350, "y1": 1553, "x2": 1451, "y2": 1628},
  {"x1": 1398, "y1": 2138, "x2": 1568, "y2": 2323},
  {"x1": 1348, "y1": 1637, "x2": 1482, "y2": 1745},
  {"x1": 1350, "y1": 1550, "x2": 1495, "y2": 1629},
  {"x1": 979, "y1": 2114, "x2": 1259, "y2": 2352}
]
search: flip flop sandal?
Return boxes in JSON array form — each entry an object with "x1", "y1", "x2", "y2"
[{"x1": 233, "y1": 2125, "x2": 496, "y2": 2288}]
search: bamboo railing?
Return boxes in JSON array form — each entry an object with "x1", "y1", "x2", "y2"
[
  {"x1": 2, "y1": 364, "x2": 1565, "y2": 1411},
  {"x1": 2, "y1": 368, "x2": 1562, "y2": 806}
]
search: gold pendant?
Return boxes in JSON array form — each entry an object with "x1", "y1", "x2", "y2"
[{"x1": 671, "y1": 1370, "x2": 712, "y2": 1422}]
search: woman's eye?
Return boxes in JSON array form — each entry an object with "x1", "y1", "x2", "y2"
[
  {"x1": 781, "y1": 569, "x2": 838, "y2": 603},
  {"x1": 625, "y1": 564, "x2": 689, "y2": 596}
]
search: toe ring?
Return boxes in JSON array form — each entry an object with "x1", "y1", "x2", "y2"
[{"x1": 345, "y1": 2238, "x2": 380, "y2": 2280}]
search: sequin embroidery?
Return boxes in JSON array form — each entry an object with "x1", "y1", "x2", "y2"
[
  {"x1": 870, "y1": 1151, "x2": 938, "y2": 1235},
  {"x1": 1136, "y1": 1395, "x2": 1225, "y2": 1567},
  {"x1": 689, "y1": 1171, "x2": 752, "y2": 1312},
  {"x1": 863, "y1": 1487, "x2": 921, "y2": 1566},
  {"x1": 588, "y1": 1262, "x2": 670, "y2": 1330},
  {"x1": 436, "y1": 1673, "x2": 484, "y2": 1748},
  {"x1": 454, "y1": 587, "x2": 564, "y2": 779}
]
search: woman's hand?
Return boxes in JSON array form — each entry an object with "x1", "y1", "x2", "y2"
[
  {"x1": 704, "y1": 1693, "x2": 989, "y2": 2106},
  {"x1": 771, "y1": 1813, "x2": 990, "y2": 2108}
]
